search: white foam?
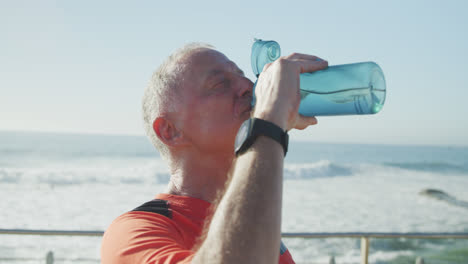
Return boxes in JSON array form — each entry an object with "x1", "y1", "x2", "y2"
[
  {"x1": 284, "y1": 160, "x2": 354, "y2": 179},
  {"x1": 0, "y1": 157, "x2": 171, "y2": 185}
]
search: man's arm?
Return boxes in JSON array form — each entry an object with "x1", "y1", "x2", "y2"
[
  {"x1": 193, "y1": 136, "x2": 285, "y2": 264},
  {"x1": 192, "y1": 54, "x2": 328, "y2": 264}
]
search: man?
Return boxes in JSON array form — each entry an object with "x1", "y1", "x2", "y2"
[{"x1": 101, "y1": 43, "x2": 327, "y2": 264}]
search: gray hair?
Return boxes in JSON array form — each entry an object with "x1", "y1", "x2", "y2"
[{"x1": 142, "y1": 42, "x2": 215, "y2": 160}]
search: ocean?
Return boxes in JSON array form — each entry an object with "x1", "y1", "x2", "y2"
[{"x1": 1, "y1": 130, "x2": 467, "y2": 264}]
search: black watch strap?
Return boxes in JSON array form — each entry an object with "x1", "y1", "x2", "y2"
[{"x1": 235, "y1": 118, "x2": 289, "y2": 156}]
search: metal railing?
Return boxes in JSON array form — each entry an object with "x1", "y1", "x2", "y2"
[
  {"x1": 1, "y1": 229, "x2": 468, "y2": 264},
  {"x1": 0, "y1": 229, "x2": 103, "y2": 236}
]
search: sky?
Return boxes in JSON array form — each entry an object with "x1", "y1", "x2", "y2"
[{"x1": 1, "y1": 0, "x2": 468, "y2": 146}]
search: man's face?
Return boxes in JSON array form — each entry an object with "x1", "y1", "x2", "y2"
[{"x1": 175, "y1": 49, "x2": 253, "y2": 154}]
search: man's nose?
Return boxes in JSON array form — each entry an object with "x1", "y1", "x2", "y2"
[{"x1": 237, "y1": 76, "x2": 254, "y2": 98}]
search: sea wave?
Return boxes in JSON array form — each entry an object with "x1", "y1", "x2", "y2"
[
  {"x1": 284, "y1": 160, "x2": 353, "y2": 179},
  {"x1": 1, "y1": 158, "x2": 466, "y2": 186},
  {"x1": 0, "y1": 159, "x2": 355, "y2": 185},
  {"x1": 283, "y1": 160, "x2": 468, "y2": 179},
  {"x1": 0, "y1": 160, "x2": 171, "y2": 185},
  {"x1": 383, "y1": 161, "x2": 468, "y2": 174}
]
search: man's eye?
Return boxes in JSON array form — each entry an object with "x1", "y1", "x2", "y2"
[{"x1": 215, "y1": 79, "x2": 230, "y2": 89}]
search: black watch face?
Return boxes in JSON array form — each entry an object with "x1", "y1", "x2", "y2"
[{"x1": 234, "y1": 119, "x2": 251, "y2": 152}]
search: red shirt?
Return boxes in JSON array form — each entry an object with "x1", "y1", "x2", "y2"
[{"x1": 101, "y1": 193, "x2": 295, "y2": 264}]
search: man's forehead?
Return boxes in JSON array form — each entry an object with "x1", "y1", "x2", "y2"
[{"x1": 185, "y1": 49, "x2": 242, "y2": 75}]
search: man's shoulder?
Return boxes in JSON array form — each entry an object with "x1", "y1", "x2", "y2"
[
  {"x1": 101, "y1": 200, "x2": 193, "y2": 264},
  {"x1": 105, "y1": 199, "x2": 177, "y2": 236}
]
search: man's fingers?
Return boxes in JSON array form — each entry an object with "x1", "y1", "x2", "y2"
[
  {"x1": 278, "y1": 53, "x2": 328, "y2": 74},
  {"x1": 284, "y1": 53, "x2": 321, "y2": 61},
  {"x1": 296, "y1": 58, "x2": 328, "y2": 74},
  {"x1": 284, "y1": 53, "x2": 328, "y2": 68},
  {"x1": 263, "y1": 54, "x2": 328, "y2": 75},
  {"x1": 262, "y1": 62, "x2": 273, "y2": 72},
  {"x1": 293, "y1": 115, "x2": 318, "y2": 130}
]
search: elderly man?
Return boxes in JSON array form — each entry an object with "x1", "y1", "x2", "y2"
[{"x1": 101, "y1": 43, "x2": 327, "y2": 264}]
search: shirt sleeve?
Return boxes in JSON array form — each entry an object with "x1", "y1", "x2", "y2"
[{"x1": 101, "y1": 211, "x2": 194, "y2": 264}]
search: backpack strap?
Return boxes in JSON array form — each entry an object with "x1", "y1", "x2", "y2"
[{"x1": 132, "y1": 199, "x2": 172, "y2": 219}]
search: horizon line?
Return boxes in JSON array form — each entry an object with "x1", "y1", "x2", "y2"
[{"x1": 1, "y1": 128, "x2": 467, "y2": 149}]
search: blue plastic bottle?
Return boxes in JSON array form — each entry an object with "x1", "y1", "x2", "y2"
[{"x1": 251, "y1": 39, "x2": 386, "y2": 116}]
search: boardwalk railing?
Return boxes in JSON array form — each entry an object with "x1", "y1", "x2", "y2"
[{"x1": 1, "y1": 229, "x2": 468, "y2": 264}]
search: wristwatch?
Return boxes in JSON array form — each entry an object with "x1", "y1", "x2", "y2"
[{"x1": 234, "y1": 118, "x2": 289, "y2": 156}]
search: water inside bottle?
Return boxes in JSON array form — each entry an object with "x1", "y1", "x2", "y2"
[
  {"x1": 299, "y1": 86, "x2": 385, "y2": 115},
  {"x1": 300, "y1": 86, "x2": 372, "y2": 103}
]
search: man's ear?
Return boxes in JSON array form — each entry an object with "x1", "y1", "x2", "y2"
[{"x1": 153, "y1": 117, "x2": 188, "y2": 147}]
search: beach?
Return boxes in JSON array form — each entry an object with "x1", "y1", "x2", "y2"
[{"x1": 1, "y1": 131, "x2": 467, "y2": 263}]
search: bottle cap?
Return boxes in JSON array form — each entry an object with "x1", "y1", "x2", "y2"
[{"x1": 251, "y1": 39, "x2": 281, "y2": 77}]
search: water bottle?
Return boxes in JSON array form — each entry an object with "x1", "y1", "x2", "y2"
[{"x1": 251, "y1": 39, "x2": 386, "y2": 116}]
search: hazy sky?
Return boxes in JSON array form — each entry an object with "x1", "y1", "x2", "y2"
[{"x1": 1, "y1": 0, "x2": 468, "y2": 146}]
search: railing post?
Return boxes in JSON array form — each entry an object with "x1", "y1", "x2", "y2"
[
  {"x1": 361, "y1": 237, "x2": 369, "y2": 264},
  {"x1": 415, "y1": 257, "x2": 425, "y2": 264},
  {"x1": 46, "y1": 251, "x2": 54, "y2": 264}
]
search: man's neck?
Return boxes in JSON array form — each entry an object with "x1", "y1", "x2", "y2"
[{"x1": 165, "y1": 151, "x2": 234, "y2": 203}]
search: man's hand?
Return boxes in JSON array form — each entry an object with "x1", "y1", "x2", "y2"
[{"x1": 252, "y1": 53, "x2": 328, "y2": 131}]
